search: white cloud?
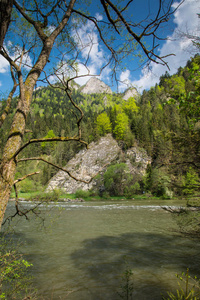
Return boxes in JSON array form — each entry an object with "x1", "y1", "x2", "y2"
[
  {"x1": 74, "y1": 62, "x2": 98, "y2": 85},
  {"x1": 76, "y1": 23, "x2": 103, "y2": 67},
  {"x1": 0, "y1": 43, "x2": 32, "y2": 75},
  {"x1": 0, "y1": 55, "x2": 9, "y2": 73},
  {"x1": 125, "y1": 0, "x2": 200, "y2": 92},
  {"x1": 95, "y1": 13, "x2": 103, "y2": 21},
  {"x1": 47, "y1": 59, "x2": 98, "y2": 86},
  {"x1": 71, "y1": 18, "x2": 109, "y2": 84},
  {"x1": 12, "y1": 46, "x2": 33, "y2": 70},
  {"x1": 118, "y1": 70, "x2": 131, "y2": 91},
  {"x1": 99, "y1": 64, "x2": 112, "y2": 83},
  {"x1": 74, "y1": 60, "x2": 112, "y2": 86}
]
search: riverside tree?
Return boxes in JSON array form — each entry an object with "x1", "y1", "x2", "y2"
[{"x1": 0, "y1": 0, "x2": 182, "y2": 228}]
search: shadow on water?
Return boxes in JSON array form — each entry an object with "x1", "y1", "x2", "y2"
[
  {"x1": 69, "y1": 232, "x2": 200, "y2": 300},
  {"x1": 2, "y1": 203, "x2": 200, "y2": 299}
]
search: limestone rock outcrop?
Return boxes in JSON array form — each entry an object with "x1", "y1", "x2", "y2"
[
  {"x1": 122, "y1": 87, "x2": 139, "y2": 100},
  {"x1": 47, "y1": 135, "x2": 119, "y2": 193},
  {"x1": 46, "y1": 134, "x2": 151, "y2": 193},
  {"x1": 81, "y1": 77, "x2": 112, "y2": 94}
]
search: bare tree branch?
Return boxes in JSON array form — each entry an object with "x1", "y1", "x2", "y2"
[
  {"x1": 13, "y1": 171, "x2": 40, "y2": 185},
  {"x1": 2, "y1": 171, "x2": 42, "y2": 226},
  {"x1": 13, "y1": 136, "x2": 88, "y2": 159},
  {"x1": 17, "y1": 156, "x2": 111, "y2": 184}
]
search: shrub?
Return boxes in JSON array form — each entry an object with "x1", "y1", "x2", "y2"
[
  {"x1": 118, "y1": 268, "x2": 134, "y2": 300},
  {"x1": 18, "y1": 179, "x2": 36, "y2": 193},
  {"x1": 124, "y1": 182, "x2": 141, "y2": 198},
  {"x1": 182, "y1": 167, "x2": 199, "y2": 195},
  {"x1": 163, "y1": 269, "x2": 200, "y2": 300},
  {"x1": 144, "y1": 166, "x2": 171, "y2": 197},
  {"x1": 103, "y1": 163, "x2": 128, "y2": 196},
  {"x1": 75, "y1": 189, "x2": 91, "y2": 198},
  {"x1": 0, "y1": 236, "x2": 35, "y2": 300},
  {"x1": 28, "y1": 189, "x2": 61, "y2": 202}
]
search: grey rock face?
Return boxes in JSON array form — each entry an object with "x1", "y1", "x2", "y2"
[
  {"x1": 81, "y1": 77, "x2": 112, "y2": 94},
  {"x1": 46, "y1": 134, "x2": 120, "y2": 193},
  {"x1": 125, "y1": 147, "x2": 151, "y2": 176},
  {"x1": 123, "y1": 88, "x2": 139, "y2": 100},
  {"x1": 46, "y1": 134, "x2": 151, "y2": 194}
]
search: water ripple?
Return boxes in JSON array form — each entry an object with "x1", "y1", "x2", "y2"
[{"x1": 17, "y1": 201, "x2": 183, "y2": 211}]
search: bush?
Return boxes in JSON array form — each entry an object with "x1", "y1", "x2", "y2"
[
  {"x1": 124, "y1": 182, "x2": 141, "y2": 198},
  {"x1": 28, "y1": 189, "x2": 61, "y2": 202},
  {"x1": 75, "y1": 189, "x2": 91, "y2": 198},
  {"x1": 163, "y1": 269, "x2": 200, "y2": 300},
  {"x1": 0, "y1": 236, "x2": 35, "y2": 300},
  {"x1": 18, "y1": 179, "x2": 36, "y2": 193},
  {"x1": 103, "y1": 163, "x2": 128, "y2": 196},
  {"x1": 144, "y1": 166, "x2": 172, "y2": 197},
  {"x1": 118, "y1": 268, "x2": 134, "y2": 300},
  {"x1": 182, "y1": 167, "x2": 199, "y2": 195}
]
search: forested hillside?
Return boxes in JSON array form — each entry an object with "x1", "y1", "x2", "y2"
[{"x1": 0, "y1": 54, "x2": 200, "y2": 198}]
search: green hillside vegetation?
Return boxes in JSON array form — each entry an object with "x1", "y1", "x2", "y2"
[{"x1": 0, "y1": 54, "x2": 200, "y2": 199}]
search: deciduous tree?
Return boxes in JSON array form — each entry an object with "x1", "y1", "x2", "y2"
[{"x1": 96, "y1": 112, "x2": 112, "y2": 136}]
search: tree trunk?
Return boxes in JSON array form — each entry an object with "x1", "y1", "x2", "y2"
[
  {"x1": 0, "y1": 81, "x2": 35, "y2": 227},
  {"x1": 0, "y1": 0, "x2": 76, "y2": 229},
  {"x1": 0, "y1": 36, "x2": 55, "y2": 227},
  {"x1": 0, "y1": 0, "x2": 13, "y2": 49},
  {"x1": 0, "y1": 38, "x2": 55, "y2": 228}
]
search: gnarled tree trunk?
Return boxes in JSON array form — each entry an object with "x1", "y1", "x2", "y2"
[
  {"x1": 0, "y1": 79, "x2": 35, "y2": 227},
  {"x1": 0, "y1": 0, "x2": 76, "y2": 229},
  {"x1": 0, "y1": 0, "x2": 13, "y2": 49}
]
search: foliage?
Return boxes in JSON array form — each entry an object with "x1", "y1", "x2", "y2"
[
  {"x1": 122, "y1": 97, "x2": 139, "y2": 118},
  {"x1": 23, "y1": 189, "x2": 62, "y2": 203},
  {"x1": 124, "y1": 182, "x2": 141, "y2": 199},
  {"x1": 144, "y1": 166, "x2": 172, "y2": 198},
  {"x1": 74, "y1": 189, "x2": 91, "y2": 198},
  {"x1": 18, "y1": 178, "x2": 37, "y2": 193},
  {"x1": 178, "y1": 57, "x2": 200, "y2": 127},
  {"x1": 95, "y1": 112, "x2": 112, "y2": 136},
  {"x1": 182, "y1": 167, "x2": 199, "y2": 195},
  {"x1": 113, "y1": 113, "x2": 129, "y2": 140},
  {"x1": 174, "y1": 208, "x2": 200, "y2": 239},
  {"x1": 41, "y1": 129, "x2": 56, "y2": 154},
  {"x1": 118, "y1": 268, "x2": 134, "y2": 300},
  {"x1": 0, "y1": 236, "x2": 35, "y2": 300},
  {"x1": 163, "y1": 269, "x2": 200, "y2": 300},
  {"x1": 103, "y1": 163, "x2": 136, "y2": 196}
]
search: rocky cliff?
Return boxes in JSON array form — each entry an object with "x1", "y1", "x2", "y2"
[
  {"x1": 47, "y1": 134, "x2": 151, "y2": 194},
  {"x1": 122, "y1": 87, "x2": 139, "y2": 100},
  {"x1": 80, "y1": 77, "x2": 112, "y2": 94}
]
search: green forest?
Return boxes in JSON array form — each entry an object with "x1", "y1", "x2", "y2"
[{"x1": 0, "y1": 54, "x2": 200, "y2": 199}]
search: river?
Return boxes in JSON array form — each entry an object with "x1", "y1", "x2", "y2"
[{"x1": 3, "y1": 199, "x2": 200, "y2": 299}]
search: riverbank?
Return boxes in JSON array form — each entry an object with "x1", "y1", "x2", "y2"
[{"x1": 9, "y1": 190, "x2": 198, "y2": 203}]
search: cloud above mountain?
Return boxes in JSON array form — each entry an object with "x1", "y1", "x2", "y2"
[{"x1": 119, "y1": 0, "x2": 200, "y2": 92}]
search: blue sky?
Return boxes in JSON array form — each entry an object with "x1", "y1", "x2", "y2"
[{"x1": 0, "y1": 0, "x2": 199, "y2": 99}]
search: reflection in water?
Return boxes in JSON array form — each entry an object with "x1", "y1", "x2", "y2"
[{"x1": 3, "y1": 200, "x2": 200, "y2": 300}]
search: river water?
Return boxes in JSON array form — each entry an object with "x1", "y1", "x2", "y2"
[{"x1": 3, "y1": 199, "x2": 200, "y2": 299}]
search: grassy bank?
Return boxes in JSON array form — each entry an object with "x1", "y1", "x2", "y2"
[{"x1": 9, "y1": 189, "x2": 193, "y2": 203}]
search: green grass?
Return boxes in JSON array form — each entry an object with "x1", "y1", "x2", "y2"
[
  {"x1": 9, "y1": 190, "x2": 191, "y2": 202},
  {"x1": 10, "y1": 190, "x2": 43, "y2": 199}
]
